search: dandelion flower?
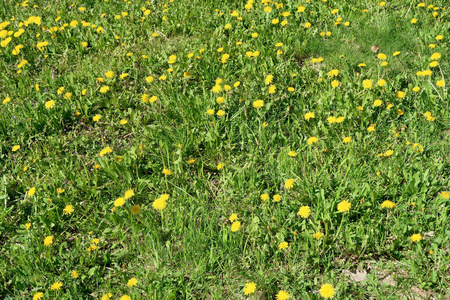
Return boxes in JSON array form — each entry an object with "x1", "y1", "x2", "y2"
[
  {"x1": 377, "y1": 53, "x2": 387, "y2": 60},
  {"x1": 307, "y1": 137, "x2": 318, "y2": 145},
  {"x1": 63, "y1": 205, "x2": 74, "y2": 215},
  {"x1": 265, "y1": 74, "x2": 273, "y2": 85},
  {"x1": 50, "y1": 281, "x2": 63, "y2": 290},
  {"x1": 273, "y1": 194, "x2": 282, "y2": 202},
  {"x1": 331, "y1": 80, "x2": 339, "y2": 88},
  {"x1": 313, "y1": 232, "x2": 324, "y2": 239},
  {"x1": 373, "y1": 99, "x2": 382, "y2": 107},
  {"x1": 114, "y1": 197, "x2": 126, "y2": 207},
  {"x1": 12, "y1": 145, "x2": 20, "y2": 152},
  {"x1": 253, "y1": 100, "x2": 264, "y2": 109},
  {"x1": 304, "y1": 112, "x2": 315, "y2": 120},
  {"x1": 153, "y1": 196, "x2": 168, "y2": 211},
  {"x1": 363, "y1": 79, "x2": 373, "y2": 89},
  {"x1": 377, "y1": 79, "x2": 386, "y2": 86},
  {"x1": 162, "y1": 168, "x2": 172, "y2": 175},
  {"x1": 28, "y1": 187, "x2": 36, "y2": 197},
  {"x1": 342, "y1": 137, "x2": 352, "y2": 144},
  {"x1": 430, "y1": 52, "x2": 441, "y2": 60},
  {"x1": 396, "y1": 91, "x2": 405, "y2": 99},
  {"x1": 99, "y1": 146, "x2": 112, "y2": 157},
  {"x1": 45, "y1": 100, "x2": 55, "y2": 109},
  {"x1": 276, "y1": 290, "x2": 290, "y2": 300},
  {"x1": 243, "y1": 282, "x2": 256, "y2": 295},
  {"x1": 33, "y1": 292, "x2": 44, "y2": 300},
  {"x1": 327, "y1": 116, "x2": 336, "y2": 124},
  {"x1": 105, "y1": 71, "x2": 114, "y2": 78},
  {"x1": 216, "y1": 110, "x2": 225, "y2": 117},
  {"x1": 120, "y1": 296, "x2": 131, "y2": 300},
  {"x1": 72, "y1": 270, "x2": 79, "y2": 278},
  {"x1": 278, "y1": 242, "x2": 289, "y2": 250},
  {"x1": 410, "y1": 234, "x2": 422, "y2": 242},
  {"x1": 337, "y1": 200, "x2": 351, "y2": 212},
  {"x1": 319, "y1": 283, "x2": 335, "y2": 298},
  {"x1": 101, "y1": 293, "x2": 113, "y2": 300},
  {"x1": 124, "y1": 189, "x2": 135, "y2": 199},
  {"x1": 288, "y1": 151, "x2": 297, "y2": 157},
  {"x1": 93, "y1": 114, "x2": 101, "y2": 122},
  {"x1": 298, "y1": 206, "x2": 311, "y2": 218},
  {"x1": 127, "y1": 277, "x2": 137, "y2": 287},
  {"x1": 284, "y1": 178, "x2": 295, "y2": 189},
  {"x1": 384, "y1": 150, "x2": 393, "y2": 157},
  {"x1": 381, "y1": 200, "x2": 395, "y2": 208},
  {"x1": 436, "y1": 80, "x2": 445, "y2": 87},
  {"x1": 231, "y1": 221, "x2": 241, "y2": 232},
  {"x1": 260, "y1": 193, "x2": 269, "y2": 201},
  {"x1": 229, "y1": 213, "x2": 238, "y2": 222}
]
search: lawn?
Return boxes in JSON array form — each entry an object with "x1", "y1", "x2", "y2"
[{"x1": 0, "y1": 0, "x2": 449, "y2": 299}]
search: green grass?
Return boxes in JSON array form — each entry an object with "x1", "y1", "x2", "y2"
[{"x1": 0, "y1": 0, "x2": 449, "y2": 299}]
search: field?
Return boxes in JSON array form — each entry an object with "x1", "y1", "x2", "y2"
[{"x1": 0, "y1": 0, "x2": 449, "y2": 299}]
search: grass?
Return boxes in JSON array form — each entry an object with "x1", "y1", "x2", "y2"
[{"x1": 0, "y1": 0, "x2": 449, "y2": 299}]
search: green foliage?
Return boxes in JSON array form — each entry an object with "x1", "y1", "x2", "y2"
[{"x1": 0, "y1": 0, "x2": 449, "y2": 299}]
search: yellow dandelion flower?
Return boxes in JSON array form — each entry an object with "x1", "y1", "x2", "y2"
[
  {"x1": 127, "y1": 277, "x2": 138, "y2": 287},
  {"x1": 114, "y1": 197, "x2": 125, "y2": 207},
  {"x1": 337, "y1": 200, "x2": 351, "y2": 212},
  {"x1": 99, "y1": 146, "x2": 112, "y2": 157},
  {"x1": 396, "y1": 91, "x2": 405, "y2": 99},
  {"x1": 124, "y1": 189, "x2": 135, "y2": 199},
  {"x1": 28, "y1": 187, "x2": 36, "y2": 197},
  {"x1": 276, "y1": 290, "x2": 290, "y2": 300},
  {"x1": 44, "y1": 235, "x2": 54, "y2": 246},
  {"x1": 253, "y1": 100, "x2": 264, "y2": 109},
  {"x1": 313, "y1": 231, "x2": 323, "y2": 239},
  {"x1": 162, "y1": 168, "x2": 172, "y2": 176},
  {"x1": 381, "y1": 200, "x2": 395, "y2": 208},
  {"x1": 33, "y1": 292, "x2": 44, "y2": 300},
  {"x1": 153, "y1": 196, "x2": 168, "y2": 211},
  {"x1": 319, "y1": 283, "x2": 335, "y2": 299},
  {"x1": 229, "y1": 213, "x2": 238, "y2": 222},
  {"x1": 285, "y1": 178, "x2": 295, "y2": 189},
  {"x1": 231, "y1": 221, "x2": 241, "y2": 232},
  {"x1": 63, "y1": 205, "x2": 74, "y2": 215},
  {"x1": 298, "y1": 206, "x2": 311, "y2": 218},
  {"x1": 278, "y1": 242, "x2": 289, "y2": 250},
  {"x1": 304, "y1": 112, "x2": 315, "y2": 120},
  {"x1": 243, "y1": 282, "x2": 256, "y2": 295},
  {"x1": 45, "y1": 100, "x2": 55, "y2": 109},
  {"x1": 307, "y1": 137, "x2": 318, "y2": 145},
  {"x1": 410, "y1": 233, "x2": 422, "y2": 242},
  {"x1": 363, "y1": 79, "x2": 373, "y2": 89},
  {"x1": 50, "y1": 281, "x2": 63, "y2": 290}
]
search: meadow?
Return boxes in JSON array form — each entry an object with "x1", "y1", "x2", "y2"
[{"x1": 0, "y1": 0, "x2": 449, "y2": 299}]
